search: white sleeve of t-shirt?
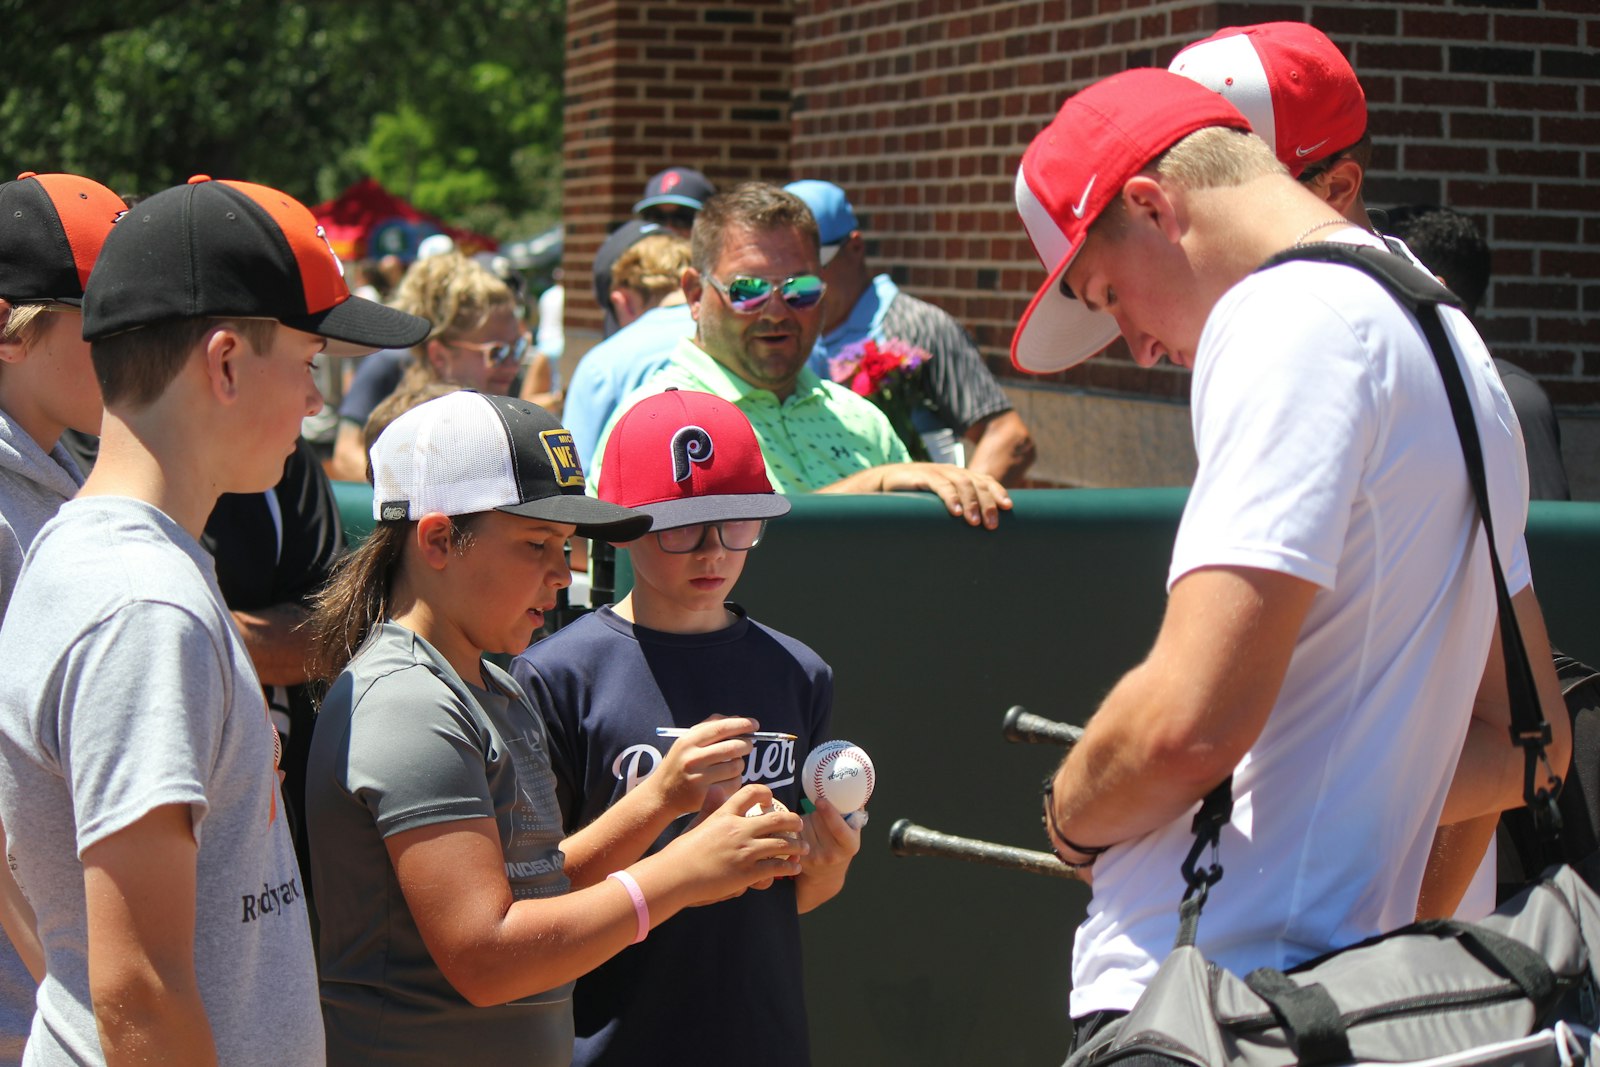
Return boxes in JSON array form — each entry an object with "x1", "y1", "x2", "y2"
[{"x1": 1171, "y1": 282, "x2": 1380, "y2": 592}]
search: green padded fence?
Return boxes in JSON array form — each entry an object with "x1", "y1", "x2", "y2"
[{"x1": 329, "y1": 481, "x2": 1600, "y2": 1065}]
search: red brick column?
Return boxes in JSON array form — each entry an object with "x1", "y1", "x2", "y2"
[{"x1": 561, "y1": 1, "x2": 796, "y2": 345}]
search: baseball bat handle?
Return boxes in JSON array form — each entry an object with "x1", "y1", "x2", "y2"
[
  {"x1": 1001, "y1": 705, "x2": 1085, "y2": 748},
  {"x1": 888, "y1": 819, "x2": 1079, "y2": 880}
]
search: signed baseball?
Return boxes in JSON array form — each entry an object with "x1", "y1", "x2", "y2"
[{"x1": 802, "y1": 740, "x2": 875, "y2": 815}]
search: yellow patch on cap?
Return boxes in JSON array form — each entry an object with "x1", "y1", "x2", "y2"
[{"x1": 540, "y1": 429, "x2": 585, "y2": 488}]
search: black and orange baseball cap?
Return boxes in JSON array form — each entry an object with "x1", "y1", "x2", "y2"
[
  {"x1": 0, "y1": 172, "x2": 125, "y2": 307},
  {"x1": 83, "y1": 175, "x2": 430, "y2": 354}
]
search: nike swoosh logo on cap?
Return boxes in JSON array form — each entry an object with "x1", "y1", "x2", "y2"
[
  {"x1": 1296, "y1": 139, "x2": 1330, "y2": 158},
  {"x1": 1071, "y1": 176, "x2": 1097, "y2": 219}
]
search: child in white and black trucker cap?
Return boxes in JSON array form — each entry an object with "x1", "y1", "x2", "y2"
[
  {"x1": 512, "y1": 388, "x2": 861, "y2": 1067},
  {"x1": 0, "y1": 174, "x2": 431, "y2": 1067},
  {"x1": 305, "y1": 389, "x2": 805, "y2": 1067}
]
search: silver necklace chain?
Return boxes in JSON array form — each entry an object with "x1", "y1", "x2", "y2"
[{"x1": 1293, "y1": 218, "x2": 1349, "y2": 246}]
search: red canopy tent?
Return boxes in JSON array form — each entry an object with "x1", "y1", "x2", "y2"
[{"x1": 311, "y1": 178, "x2": 498, "y2": 261}]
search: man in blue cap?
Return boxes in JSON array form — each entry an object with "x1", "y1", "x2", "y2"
[{"x1": 786, "y1": 179, "x2": 1036, "y2": 485}]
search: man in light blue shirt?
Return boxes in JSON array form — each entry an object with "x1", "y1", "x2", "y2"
[{"x1": 563, "y1": 232, "x2": 695, "y2": 467}]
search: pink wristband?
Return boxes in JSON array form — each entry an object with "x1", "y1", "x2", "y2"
[{"x1": 607, "y1": 870, "x2": 649, "y2": 944}]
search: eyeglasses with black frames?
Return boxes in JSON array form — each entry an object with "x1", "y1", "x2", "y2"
[{"x1": 654, "y1": 520, "x2": 768, "y2": 554}]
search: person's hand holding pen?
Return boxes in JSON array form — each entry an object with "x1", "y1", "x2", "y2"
[{"x1": 648, "y1": 716, "x2": 762, "y2": 817}]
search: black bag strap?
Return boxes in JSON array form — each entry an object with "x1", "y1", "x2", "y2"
[
  {"x1": 1410, "y1": 918, "x2": 1559, "y2": 1002},
  {"x1": 1257, "y1": 243, "x2": 1562, "y2": 831},
  {"x1": 1243, "y1": 969, "x2": 1353, "y2": 1066}
]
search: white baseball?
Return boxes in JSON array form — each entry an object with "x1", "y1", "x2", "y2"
[{"x1": 802, "y1": 740, "x2": 875, "y2": 814}]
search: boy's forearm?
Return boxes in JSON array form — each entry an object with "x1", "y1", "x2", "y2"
[
  {"x1": 93, "y1": 983, "x2": 217, "y2": 1067},
  {"x1": 795, "y1": 865, "x2": 849, "y2": 913}
]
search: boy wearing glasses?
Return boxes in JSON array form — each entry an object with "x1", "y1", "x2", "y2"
[{"x1": 512, "y1": 388, "x2": 858, "y2": 1067}]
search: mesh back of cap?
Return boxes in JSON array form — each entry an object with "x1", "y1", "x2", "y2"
[{"x1": 372, "y1": 392, "x2": 518, "y2": 518}]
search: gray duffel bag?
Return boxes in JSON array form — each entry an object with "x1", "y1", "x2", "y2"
[{"x1": 1069, "y1": 860, "x2": 1600, "y2": 1065}]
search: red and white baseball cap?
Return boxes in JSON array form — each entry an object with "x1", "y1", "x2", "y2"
[
  {"x1": 83, "y1": 175, "x2": 430, "y2": 355},
  {"x1": 0, "y1": 172, "x2": 125, "y2": 306},
  {"x1": 598, "y1": 389, "x2": 791, "y2": 530},
  {"x1": 1168, "y1": 22, "x2": 1366, "y2": 179},
  {"x1": 1012, "y1": 69, "x2": 1250, "y2": 374}
]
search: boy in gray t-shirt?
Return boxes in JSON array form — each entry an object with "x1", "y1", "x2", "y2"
[{"x1": 0, "y1": 177, "x2": 429, "y2": 1066}]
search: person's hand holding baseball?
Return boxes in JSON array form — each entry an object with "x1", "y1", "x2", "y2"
[
  {"x1": 798, "y1": 797, "x2": 861, "y2": 881},
  {"x1": 655, "y1": 784, "x2": 806, "y2": 907},
  {"x1": 649, "y1": 715, "x2": 756, "y2": 816}
]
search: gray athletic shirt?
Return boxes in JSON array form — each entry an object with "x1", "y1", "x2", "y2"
[
  {"x1": 0, "y1": 496, "x2": 323, "y2": 1066},
  {"x1": 308, "y1": 623, "x2": 574, "y2": 1067}
]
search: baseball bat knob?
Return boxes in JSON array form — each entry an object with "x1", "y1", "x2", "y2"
[{"x1": 1001, "y1": 705, "x2": 1085, "y2": 747}]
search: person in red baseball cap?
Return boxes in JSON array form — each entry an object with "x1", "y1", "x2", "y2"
[
  {"x1": 0, "y1": 175, "x2": 432, "y2": 1066},
  {"x1": 1012, "y1": 70, "x2": 1566, "y2": 1055},
  {"x1": 0, "y1": 169, "x2": 126, "y2": 1061},
  {"x1": 1170, "y1": 22, "x2": 1576, "y2": 928},
  {"x1": 512, "y1": 388, "x2": 857, "y2": 1067}
]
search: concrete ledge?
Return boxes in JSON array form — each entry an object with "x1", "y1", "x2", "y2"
[{"x1": 1004, "y1": 384, "x2": 1196, "y2": 489}]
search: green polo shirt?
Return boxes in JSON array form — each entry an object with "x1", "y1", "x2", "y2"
[{"x1": 590, "y1": 337, "x2": 910, "y2": 494}]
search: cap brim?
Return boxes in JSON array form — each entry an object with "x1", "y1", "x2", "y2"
[
  {"x1": 819, "y1": 243, "x2": 842, "y2": 266},
  {"x1": 630, "y1": 493, "x2": 791, "y2": 532},
  {"x1": 283, "y1": 295, "x2": 431, "y2": 358},
  {"x1": 1010, "y1": 250, "x2": 1122, "y2": 374},
  {"x1": 499, "y1": 494, "x2": 653, "y2": 543},
  {"x1": 633, "y1": 194, "x2": 705, "y2": 213}
]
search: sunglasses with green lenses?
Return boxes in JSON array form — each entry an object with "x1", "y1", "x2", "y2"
[{"x1": 706, "y1": 274, "x2": 827, "y2": 314}]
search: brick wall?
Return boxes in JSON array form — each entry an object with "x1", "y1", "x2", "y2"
[
  {"x1": 787, "y1": 0, "x2": 1600, "y2": 406},
  {"x1": 561, "y1": 0, "x2": 796, "y2": 341}
]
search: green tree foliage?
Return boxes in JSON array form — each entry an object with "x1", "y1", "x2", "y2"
[{"x1": 0, "y1": 0, "x2": 564, "y2": 236}]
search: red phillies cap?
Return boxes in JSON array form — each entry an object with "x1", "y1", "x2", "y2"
[
  {"x1": 1169, "y1": 22, "x2": 1366, "y2": 179},
  {"x1": 0, "y1": 172, "x2": 125, "y2": 307},
  {"x1": 598, "y1": 389, "x2": 791, "y2": 529},
  {"x1": 1012, "y1": 69, "x2": 1251, "y2": 374},
  {"x1": 82, "y1": 175, "x2": 430, "y2": 355}
]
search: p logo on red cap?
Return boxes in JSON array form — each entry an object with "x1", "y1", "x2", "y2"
[{"x1": 670, "y1": 426, "x2": 714, "y2": 483}]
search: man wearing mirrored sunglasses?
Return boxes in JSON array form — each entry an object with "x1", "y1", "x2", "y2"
[{"x1": 593, "y1": 182, "x2": 1011, "y2": 529}]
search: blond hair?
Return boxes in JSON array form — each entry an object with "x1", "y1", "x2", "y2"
[
  {"x1": 612, "y1": 233, "x2": 692, "y2": 303},
  {"x1": 0, "y1": 304, "x2": 47, "y2": 345},
  {"x1": 390, "y1": 253, "x2": 515, "y2": 385},
  {"x1": 1094, "y1": 127, "x2": 1286, "y2": 237},
  {"x1": 1152, "y1": 126, "x2": 1286, "y2": 190}
]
